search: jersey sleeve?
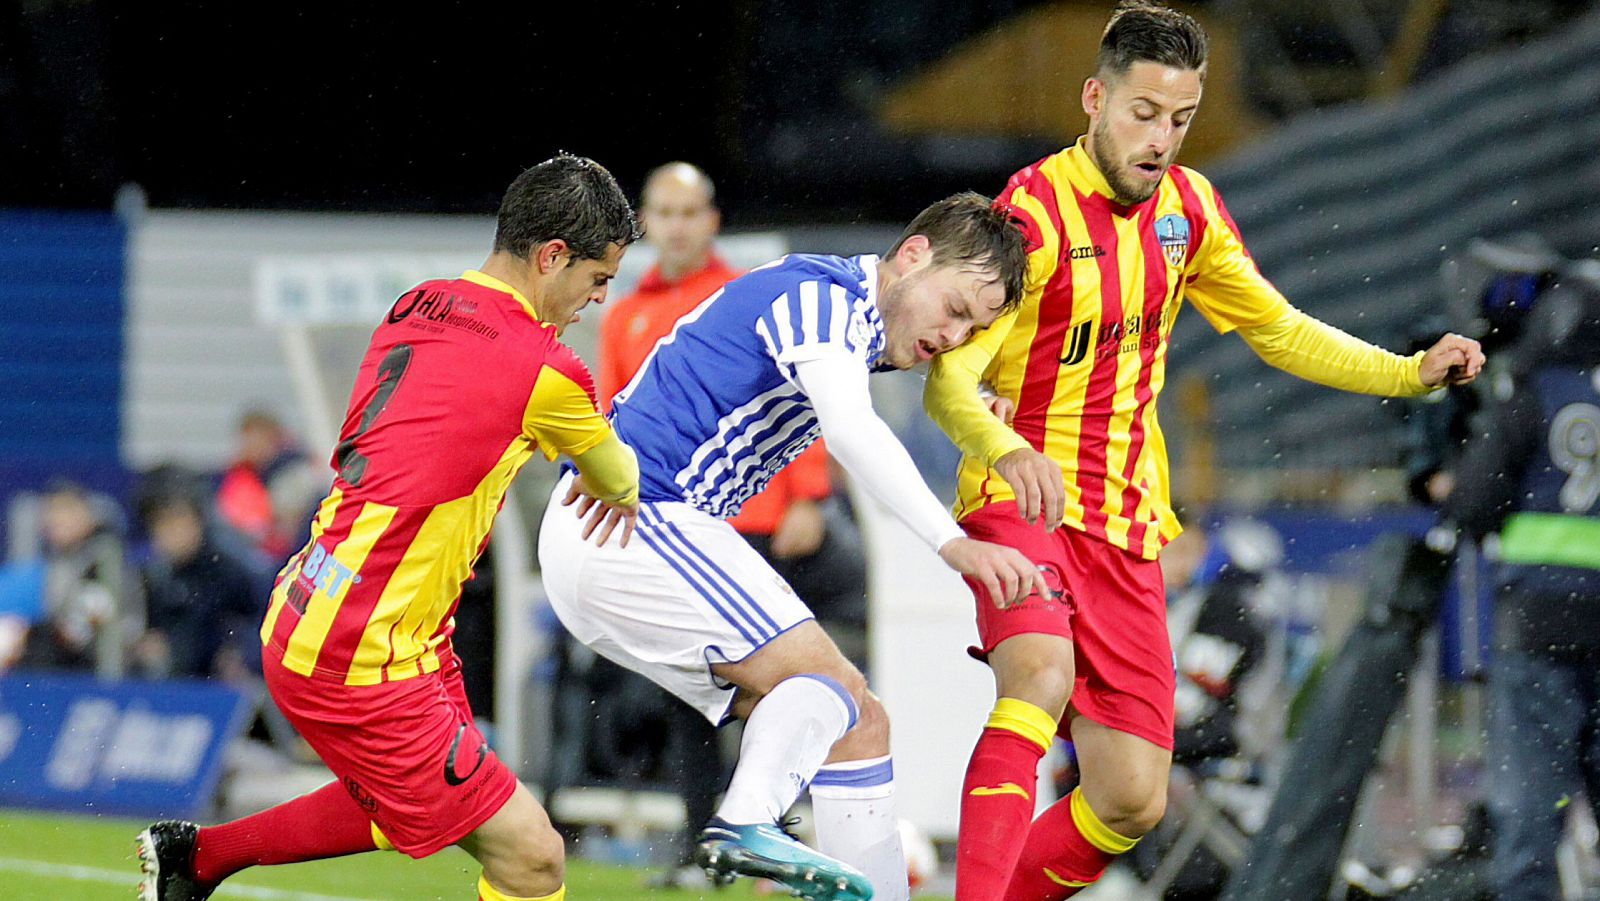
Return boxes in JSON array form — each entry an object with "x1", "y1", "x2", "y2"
[
  {"x1": 1182, "y1": 175, "x2": 1292, "y2": 334},
  {"x1": 998, "y1": 161, "x2": 1064, "y2": 298},
  {"x1": 755, "y1": 278, "x2": 873, "y2": 383},
  {"x1": 924, "y1": 310, "x2": 1031, "y2": 466},
  {"x1": 1235, "y1": 305, "x2": 1430, "y2": 397},
  {"x1": 570, "y1": 432, "x2": 640, "y2": 507},
  {"x1": 522, "y1": 344, "x2": 612, "y2": 460}
]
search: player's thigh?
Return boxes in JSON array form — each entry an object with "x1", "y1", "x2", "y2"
[
  {"x1": 540, "y1": 478, "x2": 817, "y2": 724},
  {"x1": 1060, "y1": 527, "x2": 1176, "y2": 751},
  {"x1": 988, "y1": 632, "x2": 1077, "y2": 719},
  {"x1": 264, "y1": 661, "x2": 517, "y2": 858},
  {"x1": 1070, "y1": 713, "x2": 1171, "y2": 833},
  {"x1": 961, "y1": 502, "x2": 1079, "y2": 654},
  {"x1": 712, "y1": 618, "x2": 866, "y2": 702}
]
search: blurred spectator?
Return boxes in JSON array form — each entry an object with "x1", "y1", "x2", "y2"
[
  {"x1": 135, "y1": 490, "x2": 260, "y2": 682},
  {"x1": 215, "y1": 409, "x2": 320, "y2": 563},
  {"x1": 1402, "y1": 235, "x2": 1563, "y2": 508},
  {"x1": 1448, "y1": 263, "x2": 1600, "y2": 901},
  {"x1": 1162, "y1": 519, "x2": 1272, "y2": 766},
  {"x1": 15, "y1": 480, "x2": 140, "y2": 677}
]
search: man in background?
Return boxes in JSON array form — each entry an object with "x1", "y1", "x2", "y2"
[
  {"x1": 1449, "y1": 268, "x2": 1600, "y2": 901},
  {"x1": 215, "y1": 409, "x2": 320, "y2": 565}
]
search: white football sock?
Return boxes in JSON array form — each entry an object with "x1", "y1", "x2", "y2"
[
  {"x1": 811, "y1": 755, "x2": 909, "y2": 901},
  {"x1": 715, "y1": 674, "x2": 857, "y2": 826}
]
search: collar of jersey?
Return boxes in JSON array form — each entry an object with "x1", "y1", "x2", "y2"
[
  {"x1": 851, "y1": 253, "x2": 887, "y2": 366},
  {"x1": 1060, "y1": 136, "x2": 1120, "y2": 202},
  {"x1": 460, "y1": 269, "x2": 541, "y2": 322},
  {"x1": 854, "y1": 253, "x2": 881, "y2": 311}
]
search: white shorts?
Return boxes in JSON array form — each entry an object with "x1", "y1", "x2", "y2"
[{"x1": 538, "y1": 472, "x2": 816, "y2": 723}]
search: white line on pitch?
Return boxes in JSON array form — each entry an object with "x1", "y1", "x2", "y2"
[{"x1": 0, "y1": 856, "x2": 384, "y2": 901}]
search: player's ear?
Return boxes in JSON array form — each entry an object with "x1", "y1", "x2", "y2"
[
  {"x1": 535, "y1": 239, "x2": 570, "y2": 275},
  {"x1": 897, "y1": 234, "x2": 932, "y2": 270},
  {"x1": 1083, "y1": 76, "x2": 1104, "y2": 119}
]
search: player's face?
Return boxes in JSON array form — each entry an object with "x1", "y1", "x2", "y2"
[
  {"x1": 544, "y1": 242, "x2": 625, "y2": 335},
  {"x1": 642, "y1": 178, "x2": 719, "y2": 276},
  {"x1": 879, "y1": 257, "x2": 1009, "y2": 370},
  {"x1": 1084, "y1": 61, "x2": 1203, "y2": 205}
]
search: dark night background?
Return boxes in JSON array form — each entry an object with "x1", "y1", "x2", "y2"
[
  {"x1": 0, "y1": 1, "x2": 1059, "y2": 224},
  {"x1": 2, "y1": 0, "x2": 1584, "y2": 220}
]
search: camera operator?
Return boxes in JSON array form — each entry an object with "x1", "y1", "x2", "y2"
[{"x1": 1448, "y1": 255, "x2": 1600, "y2": 901}]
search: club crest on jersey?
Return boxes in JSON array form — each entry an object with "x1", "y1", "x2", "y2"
[{"x1": 1155, "y1": 214, "x2": 1190, "y2": 268}]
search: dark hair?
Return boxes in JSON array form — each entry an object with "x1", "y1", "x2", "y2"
[
  {"x1": 888, "y1": 192, "x2": 1030, "y2": 313},
  {"x1": 1096, "y1": 1, "x2": 1209, "y2": 81},
  {"x1": 493, "y1": 153, "x2": 644, "y2": 261}
]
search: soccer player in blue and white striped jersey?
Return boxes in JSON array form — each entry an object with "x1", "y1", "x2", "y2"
[{"x1": 539, "y1": 193, "x2": 1046, "y2": 901}]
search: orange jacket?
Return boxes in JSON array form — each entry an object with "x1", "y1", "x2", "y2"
[{"x1": 598, "y1": 255, "x2": 832, "y2": 536}]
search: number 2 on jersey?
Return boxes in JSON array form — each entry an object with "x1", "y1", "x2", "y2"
[{"x1": 335, "y1": 343, "x2": 414, "y2": 487}]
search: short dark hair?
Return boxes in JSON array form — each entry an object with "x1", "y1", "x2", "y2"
[
  {"x1": 1096, "y1": 1, "x2": 1209, "y2": 82},
  {"x1": 493, "y1": 153, "x2": 644, "y2": 261},
  {"x1": 888, "y1": 192, "x2": 1029, "y2": 313}
]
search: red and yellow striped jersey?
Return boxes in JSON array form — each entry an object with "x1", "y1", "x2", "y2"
[
  {"x1": 261, "y1": 270, "x2": 628, "y2": 685},
  {"x1": 926, "y1": 139, "x2": 1428, "y2": 559}
]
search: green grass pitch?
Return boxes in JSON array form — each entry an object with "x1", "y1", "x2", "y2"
[{"x1": 0, "y1": 808, "x2": 952, "y2": 901}]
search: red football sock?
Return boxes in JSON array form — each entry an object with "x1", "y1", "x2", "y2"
[
  {"x1": 955, "y1": 698, "x2": 1057, "y2": 901},
  {"x1": 192, "y1": 780, "x2": 381, "y2": 884},
  {"x1": 1004, "y1": 788, "x2": 1137, "y2": 901}
]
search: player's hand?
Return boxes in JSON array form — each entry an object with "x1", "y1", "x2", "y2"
[
  {"x1": 562, "y1": 476, "x2": 638, "y2": 548},
  {"x1": 770, "y1": 498, "x2": 826, "y2": 559},
  {"x1": 1419, "y1": 333, "x2": 1486, "y2": 387},
  {"x1": 938, "y1": 537, "x2": 1048, "y2": 609},
  {"x1": 994, "y1": 448, "x2": 1065, "y2": 531},
  {"x1": 986, "y1": 394, "x2": 1016, "y2": 426}
]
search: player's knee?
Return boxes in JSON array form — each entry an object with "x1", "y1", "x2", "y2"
[
  {"x1": 1095, "y1": 777, "x2": 1168, "y2": 839},
  {"x1": 996, "y1": 654, "x2": 1074, "y2": 714},
  {"x1": 802, "y1": 668, "x2": 869, "y2": 715},
  {"x1": 492, "y1": 821, "x2": 565, "y2": 892},
  {"x1": 847, "y1": 690, "x2": 890, "y2": 747}
]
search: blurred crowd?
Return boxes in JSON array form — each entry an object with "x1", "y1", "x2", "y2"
[{"x1": 0, "y1": 410, "x2": 319, "y2": 689}]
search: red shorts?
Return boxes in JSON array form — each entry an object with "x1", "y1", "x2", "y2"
[
  {"x1": 961, "y1": 502, "x2": 1176, "y2": 751},
  {"x1": 263, "y1": 650, "x2": 518, "y2": 858}
]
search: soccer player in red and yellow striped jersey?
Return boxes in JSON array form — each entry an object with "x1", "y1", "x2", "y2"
[
  {"x1": 137, "y1": 154, "x2": 643, "y2": 901},
  {"x1": 922, "y1": 6, "x2": 1484, "y2": 900}
]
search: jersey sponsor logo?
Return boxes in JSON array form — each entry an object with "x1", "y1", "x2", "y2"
[
  {"x1": 1155, "y1": 214, "x2": 1191, "y2": 268},
  {"x1": 1067, "y1": 244, "x2": 1106, "y2": 261},
  {"x1": 443, "y1": 722, "x2": 487, "y2": 787},
  {"x1": 1059, "y1": 309, "x2": 1171, "y2": 366},
  {"x1": 292, "y1": 540, "x2": 361, "y2": 609},
  {"x1": 1059, "y1": 321, "x2": 1093, "y2": 366},
  {"x1": 387, "y1": 289, "x2": 501, "y2": 340}
]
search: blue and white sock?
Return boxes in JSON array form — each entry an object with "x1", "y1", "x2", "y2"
[
  {"x1": 810, "y1": 755, "x2": 909, "y2": 901},
  {"x1": 715, "y1": 674, "x2": 858, "y2": 826}
]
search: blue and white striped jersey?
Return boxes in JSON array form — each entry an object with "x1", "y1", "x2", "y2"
[{"x1": 610, "y1": 253, "x2": 885, "y2": 518}]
